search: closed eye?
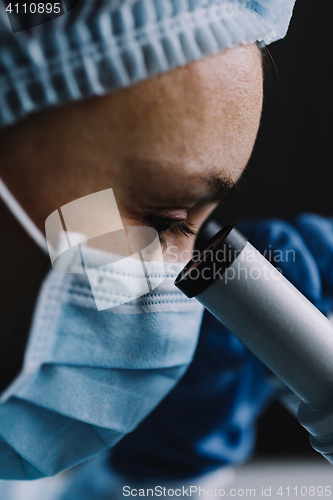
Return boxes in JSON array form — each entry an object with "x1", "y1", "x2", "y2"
[{"x1": 145, "y1": 216, "x2": 197, "y2": 249}]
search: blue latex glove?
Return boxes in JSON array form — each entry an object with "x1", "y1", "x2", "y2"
[
  {"x1": 110, "y1": 213, "x2": 333, "y2": 483},
  {"x1": 241, "y1": 213, "x2": 333, "y2": 314}
]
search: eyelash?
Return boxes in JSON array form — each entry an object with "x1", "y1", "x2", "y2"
[{"x1": 146, "y1": 216, "x2": 197, "y2": 249}]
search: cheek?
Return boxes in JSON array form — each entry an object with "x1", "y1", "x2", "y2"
[{"x1": 162, "y1": 233, "x2": 196, "y2": 263}]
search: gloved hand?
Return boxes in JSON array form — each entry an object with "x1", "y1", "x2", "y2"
[
  {"x1": 110, "y1": 213, "x2": 333, "y2": 484},
  {"x1": 241, "y1": 213, "x2": 333, "y2": 315}
]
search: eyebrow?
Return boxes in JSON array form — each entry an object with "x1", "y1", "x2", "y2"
[{"x1": 209, "y1": 175, "x2": 238, "y2": 202}]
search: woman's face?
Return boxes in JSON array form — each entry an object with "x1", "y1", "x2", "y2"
[{"x1": 0, "y1": 43, "x2": 263, "y2": 261}]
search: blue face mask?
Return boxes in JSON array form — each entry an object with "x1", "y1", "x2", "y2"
[{"x1": 0, "y1": 252, "x2": 204, "y2": 480}]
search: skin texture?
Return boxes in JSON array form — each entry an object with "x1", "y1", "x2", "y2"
[{"x1": 0, "y1": 43, "x2": 263, "y2": 261}]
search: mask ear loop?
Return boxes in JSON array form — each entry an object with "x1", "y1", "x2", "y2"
[{"x1": 0, "y1": 178, "x2": 48, "y2": 255}]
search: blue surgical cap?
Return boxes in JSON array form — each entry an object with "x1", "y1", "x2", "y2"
[{"x1": 0, "y1": 0, "x2": 296, "y2": 129}]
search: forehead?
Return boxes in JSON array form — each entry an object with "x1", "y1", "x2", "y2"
[{"x1": 108, "y1": 45, "x2": 262, "y2": 213}]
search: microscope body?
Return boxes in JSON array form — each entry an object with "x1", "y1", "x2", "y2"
[{"x1": 176, "y1": 225, "x2": 333, "y2": 464}]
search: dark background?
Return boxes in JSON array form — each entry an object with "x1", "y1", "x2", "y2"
[
  {"x1": 216, "y1": 0, "x2": 333, "y2": 456},
  {"x1": 219, "y1": 0, "x2": 333, "y2": 225}
]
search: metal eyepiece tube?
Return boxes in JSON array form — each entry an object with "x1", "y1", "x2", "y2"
[{"x1": 175, "y1": 224, "x2": 333, "y2": 413}]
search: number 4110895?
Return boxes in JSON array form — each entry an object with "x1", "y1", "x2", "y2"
[
  {"x1": 6, "y1": 3, "x2": 61, "y2": 14},
  {"x1": 276, "y1": 485, "x2": 332, "y2": 496}
]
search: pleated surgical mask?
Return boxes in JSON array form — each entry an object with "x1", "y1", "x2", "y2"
[
  {"x1": 0, "y1": 184, "x2": 204, "y2": 479},
  {"x1": 0, "y1": 251, "x2": 204, "y2": 479}
]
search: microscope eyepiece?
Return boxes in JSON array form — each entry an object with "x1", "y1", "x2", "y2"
[
  {"x1": 175, "y1": 224, "x2": 248, "y2": 298},
  {"x1": 175, "y1": 223, "x2": 333, "y2": 465}
]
